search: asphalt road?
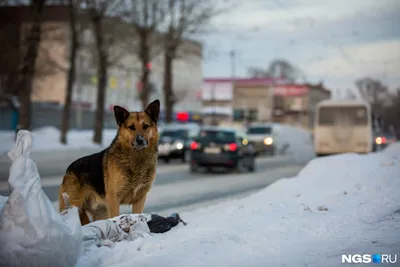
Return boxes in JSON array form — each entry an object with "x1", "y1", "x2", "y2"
[{"x1": 0, "y1": 152, "x2": 310, "y2": 215}]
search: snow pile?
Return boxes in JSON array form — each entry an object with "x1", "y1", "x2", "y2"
[
  {"x1": 75, "y1": 144, "x2": 400, "y2": 267},
  {"x1": 0, "y1": 130, "x2": 82, "y2": 267},
  {"x1": 0, "y1": 126, "x2": 117, "y2": 154}
]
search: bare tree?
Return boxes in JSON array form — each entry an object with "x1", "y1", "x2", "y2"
[
  {"x1": 248, "y1": 59, "x2": 302, "y2": 83},
  {"x1": 380, "y1": 88, "x2": 400, "y2": 135},
  {"x1": 11, "y1": 0, "x2": 47, "y2": 130},
  {"x1": 162, "y1": 0, "x2": 223, "y2": 123},
  {"x1": 122, "y1": 0, "x2": 166, "y2": 110},
  {"x1": 355, "y1": 77, "x2": 390, "y2": 116},
  {"x1": 0, "y1": 2, "x2": 71, "y2": 98},
  {"x1": 247, "y1": 67, "x2": 269, "y2": 79},
  {"x1": 85, "y1": 0, "x2": 121, "y2": 145},
  {"x1": 60, "y1": 0, "x2": 79, "y2": 144}
]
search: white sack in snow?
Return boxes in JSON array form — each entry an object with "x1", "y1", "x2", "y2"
[{"x1": 0, "y1": 130, "x2": 83, "y2": 267}]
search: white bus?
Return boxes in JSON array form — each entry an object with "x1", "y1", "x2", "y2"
[{"x1": 314, "y1": 100, "x2": 373, "y2": 156}]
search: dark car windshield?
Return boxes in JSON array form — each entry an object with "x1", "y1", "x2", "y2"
[
  {"x1": 197, "y1": 130, "x2": 235, "y2": 143},
  {"x1": 160, "y1": 130, "x2": 186, "y2": 139},
  {"x1": 247, "y1": 126, "x2": 272, "y2": 134}
]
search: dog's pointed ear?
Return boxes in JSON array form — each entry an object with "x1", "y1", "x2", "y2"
[
  {"x1": 113, "y1": 106, "x2": 130, "y2": 126},
  {"x1": 145, "y1": 99, "x2": 160, "y2": 123}
]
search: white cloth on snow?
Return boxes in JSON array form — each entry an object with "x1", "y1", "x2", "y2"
[
  {"x1": 82, "y1": 214, "x2": 151, "y2": 250},
  {"x1": 0, "y1": 130, "x2": 83, "y2": 267}
]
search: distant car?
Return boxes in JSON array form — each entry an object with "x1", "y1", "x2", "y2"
[
  {"x1": 158, "y1": 123, "x2": 200, "y2": 163},
  {"x1": 373, "y1": 132, "x2": 397, "y2": 151},
  {"x1": 246, "y1": 123, "x2": 276, "y2": 156},
  {"x1": 189, "y1": 127, "x2": 256, "y2": 173}
]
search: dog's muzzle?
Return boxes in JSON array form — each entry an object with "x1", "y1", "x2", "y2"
[{"x1": 133, "y1": 134, "x2": 148, "y2": 149}]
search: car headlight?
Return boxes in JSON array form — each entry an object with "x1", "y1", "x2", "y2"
[
  {"x1": 176, "y1": 142, "x2": 184, "y2": 150},
  {"x1": 264, "y1": 137, "x2": 273, "y2": 145}
]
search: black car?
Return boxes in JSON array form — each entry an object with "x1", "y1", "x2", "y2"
[
  {"x1": 189, "y1": 127, "x2": 256, "y2": 173},
  {"x1": 158, "y1": 124, "x2": 200, "y2": 163}
]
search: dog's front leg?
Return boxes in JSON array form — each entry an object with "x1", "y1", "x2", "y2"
[
  {"x1": 132, "y1": 194, "x2": 147, "y2": 214},
  {"x1": 106, "y1": 193, "x2": 120, "y2": 218}
]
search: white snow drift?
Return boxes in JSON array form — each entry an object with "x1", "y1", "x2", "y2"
[
  {"x1": 0, "y1": 127, "x2": 118, "y2": 155},
  {"x1": 76, "y1": 144, "x2": 400, "y2": 267},
  {"x1": 1, "y1": 130, "x2": 399, "y2": 267}
]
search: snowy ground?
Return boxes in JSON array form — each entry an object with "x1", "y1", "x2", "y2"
[
  {"x1": 76, "y1": 143, "x2": 400, "y2": 267},
  {"x1": 2, "y1": 127, "x2": 399, "y2": 267},
  {"x1": 0, "y1": 127, "x2": 118, "y2": 155}
]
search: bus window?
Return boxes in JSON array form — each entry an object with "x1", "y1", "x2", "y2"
[
  {"x1": 318, "y1": 106, "x2": 367, "y2": 126},
  {"x1": 318, "y1": 107, "x2": 337, "y2": 125}
]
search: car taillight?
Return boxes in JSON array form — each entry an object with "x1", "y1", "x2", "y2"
[
  {"x1": 375, "y1": 137, "x2": 387, "y2": 145},
  {"x1": 228, "y1": 143, "x2": 237, "y2": 152},
  {"x1": 190, "y1": 141, "x2": 199, "y2": 150}
]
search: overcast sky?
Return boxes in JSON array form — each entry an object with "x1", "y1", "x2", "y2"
[{"x1": 201, "y1": 0, "x2": 400, "y2": 98}]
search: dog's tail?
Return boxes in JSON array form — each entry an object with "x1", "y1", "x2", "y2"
[
  {"x1": 59, "y1": 184, "x2": 65, "y2": 212},
  {"x1": 58, "y1": 174, "x2": 90, "y2": 225}
]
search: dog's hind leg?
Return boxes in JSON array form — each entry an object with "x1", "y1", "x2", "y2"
[{"x1": 59, "y1": 172, "x2": 90, "y2": 225}]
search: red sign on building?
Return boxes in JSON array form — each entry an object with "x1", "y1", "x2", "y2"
[{"x1": 274, "y1": 85, "x2": 309, "y2": 96}]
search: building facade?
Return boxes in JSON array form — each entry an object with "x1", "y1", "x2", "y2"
[
  {"x1": 271, "y1": 83, "x2": 331, "y2": 128},
  {"x1": 201, "y1": 78, "x2": 284, "y2": 125},
  {"x1": 0, "y1": 5, "x2": 203, "y2": 116},
  {"x1": 201, "y1": 78, "x2": 331, "y2": 128}
]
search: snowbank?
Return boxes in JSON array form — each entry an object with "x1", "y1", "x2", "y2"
[
  {"x1": 76, "y1": 143, "x2": 400, "y2": 267},
  {"x1": 0, "y1": 127, "x2": 117, "y2": 154}
]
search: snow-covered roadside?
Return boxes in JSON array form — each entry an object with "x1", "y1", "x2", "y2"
[
  {"x1": 0, "y1": 124, "x2": 314, "y2": 158},
  {"x1": 0, "y1": 127, "x2": 118, "y2": 155},
  {"x1": 76, "y1": 143, "x2": 400, "y2": 267}
]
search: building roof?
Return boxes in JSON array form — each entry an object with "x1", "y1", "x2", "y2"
[
  {"x1": 204, "y1": 77, "x2": 286, "y2": 85},
  {"x1": 317, "y1": 99, "x2": 370, "y2": 107}
]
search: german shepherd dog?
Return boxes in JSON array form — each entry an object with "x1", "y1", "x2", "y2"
[{"x1": 59, "y1": 100, "x2": 160, "y2": 225}]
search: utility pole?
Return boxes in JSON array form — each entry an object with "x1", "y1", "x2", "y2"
[
  {"x1": 230, "y1": 50, "x2": 236, "y2": 79},
  {"x1": 211, "y1": 83, "x2": 217, "y2": 125},
  {"x1": 229, "y1": 49, "x2": 236, "y2": 124}
]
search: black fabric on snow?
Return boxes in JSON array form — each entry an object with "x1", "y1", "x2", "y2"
[{"x1": 147, "y1": 213, "x2": 187, "y2": 233}]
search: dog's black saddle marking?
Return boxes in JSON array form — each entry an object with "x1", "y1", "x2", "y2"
[{"x1": 66, "y1": 149, "x2": 107, "y2": 197}]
